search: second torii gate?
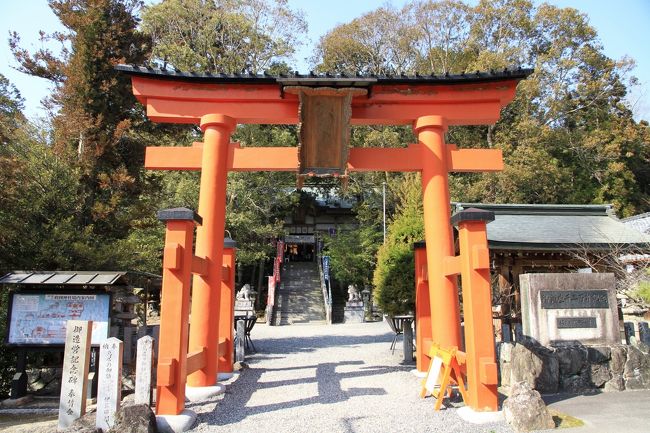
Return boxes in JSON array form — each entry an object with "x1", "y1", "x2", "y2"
[{"x1": 117, "y1": 65, "x2": 532, "y2": 420}]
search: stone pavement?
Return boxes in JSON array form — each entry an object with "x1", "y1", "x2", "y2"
[
  {"x1": 543, "y1": 389, "x2": 650, "y2": 433},
  {"x1": 2, "y1": 321, "x2": 649, "y2": 433},
  {"x1": 189, "y1": 321, "x2": 512, "y2": 433}
]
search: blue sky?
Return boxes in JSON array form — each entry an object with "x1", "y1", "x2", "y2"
[{"x1": 1, "y1": 0, "x2": 649, "y2": 120}]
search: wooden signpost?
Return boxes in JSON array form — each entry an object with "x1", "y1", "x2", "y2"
[{"x1": 58, "y1": 320, "x2": 93, "y2": 430}]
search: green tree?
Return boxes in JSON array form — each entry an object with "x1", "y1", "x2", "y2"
[
  {"x1": 373, "y1": 174, "x2": 424, "y2": 316},
  {"x1": 314, "y1": 0, "x2": 649, "y2": 216},
  {"x1": 10, "y1": 0, "x2": 151, "y2": 236},
  {"x1": 313, "y1": 4, "x2": 417, "y2": 75},
  {"x1": 141, "y1": 0, "x2": 307, "y2": 73},
  {"x1": 139, "y1": 1, "x2": 308, "y2": 289},
  {"x1": 324, "y1": 202, "x2": 383, "y2": 289}
]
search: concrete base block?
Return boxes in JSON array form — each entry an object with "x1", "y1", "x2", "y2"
[
  {"x1": 1, "y1": 395, "x2": 33, "y2": 407},
  {"x1": 217, "y1": 372, "x2": 238, "y2": 382},
  {"x1": 410, "y1": 369, "x2": 427, "y2": 378},
  {"x1": 185, "y1": 384, "x2": 226, "y2": 402},
  {"x1": 457, "y1": 406, "x2": 504, "y2": 424},
  {"x1": 343, "y1": 307, "x2": 364, "y2": 323},
  {"x1": 156, "y1": 409, "x2": 197, "y2": 433}
]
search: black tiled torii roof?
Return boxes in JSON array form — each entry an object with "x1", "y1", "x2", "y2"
[{"x1": 115, "y1": 64, "x2": 533, "y2": 87}]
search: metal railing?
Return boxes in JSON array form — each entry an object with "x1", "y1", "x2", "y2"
[{"x1": 317, "y1": 253, "x2": 332, "y2": 324}]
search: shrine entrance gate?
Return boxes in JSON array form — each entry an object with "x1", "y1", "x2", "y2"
[{"x1": 117, "y1": 65, "x2": 532, "y2": 417}]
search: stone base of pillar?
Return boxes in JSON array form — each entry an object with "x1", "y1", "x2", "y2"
[
  {"x1": 344, "y1": 303, "x2": 365, "y2": 323},
  {"x1": 156, "y1": 409, "x2": 197, "y2": 433},
  {"x1": 217, "y1": 372, "x2": 236, "y2": 381},
  {"x1": 185, "y1": 384, "x2": 226, "y2": 402},
  {"x1": 410, "y1": 369, "x2": 427, "y2": 378},
  {"x1": 457, "y1": 406, "x2": 504, "y2": 424}
]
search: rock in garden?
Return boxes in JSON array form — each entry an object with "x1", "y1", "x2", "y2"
[
  {"x1": 623, "y1": 345, "x2": 650, "y2": 390},
  {"x1": 589, "y1": 363, "x2": 611, "y2": 388},
  {"x1": 609, "y1": 346, "x2": 627, "y2": 375},
  {"x1": 107, "y1": 404, "x2": 157, "y2": 433},
  {"x1": 587, "y1": 346, "x2": 611, "y2": 364},
  {"x1": 503, "y1": 381, "x2": 555, "y2": 432},
  {"x1": 604, "y1": 375, "x2": 625, "y2": 392},
  {"x1": 556, "y1": 346, "x2": 586, "y2": 376},
  {"x1": 510, "y1": 342, "x2": 559, "y2": 394},
  {"x1": 62, "y1": 411, "x2": 100, "y2": 433},
  {"x1": 234, "y1": 361, "x2": 248, "y2": 371}
]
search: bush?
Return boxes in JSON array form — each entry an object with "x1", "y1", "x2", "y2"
[
  {"x1": 635, "y1": 268, "x2": 650, "y2": 304},
  {"x1": 373, "y1": 175, "x2": 424, "y2": 316}
]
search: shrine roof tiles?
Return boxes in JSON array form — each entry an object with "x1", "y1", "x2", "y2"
[
  {"x1": 0, "y1": 270, "x2": 161, "y2": 286},
  {"x1": 115, "y1": 64, "x2": 533, "y2": 86},
  {"x1": 453, "y1": 203, "x2": 650, "y2": 251}
]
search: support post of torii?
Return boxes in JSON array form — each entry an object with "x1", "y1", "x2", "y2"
[
  {"x1": 415, "y1": 115, "x2": 462, "y2": 350},
  {"x1": 187, "y1": 115, "x2": 235, "y2": 389}
]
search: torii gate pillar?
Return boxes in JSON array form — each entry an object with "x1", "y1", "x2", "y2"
[
  {"x1": 187, "y1": 114, "x2": 236, "y2": 387},
  {"x1": 415, "y1": 115, "x2": 462, "y2": 350}
]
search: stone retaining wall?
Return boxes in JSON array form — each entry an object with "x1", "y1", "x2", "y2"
[{"x1": 498, "y1": 340, "x2": 650, "y2": 394}]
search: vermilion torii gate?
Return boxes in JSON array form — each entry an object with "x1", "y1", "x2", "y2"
[{"x1": 117, "y1": 65, "x2": 531, "y2": 420}]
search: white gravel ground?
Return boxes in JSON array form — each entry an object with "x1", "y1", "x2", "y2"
[{"x1": 187, "y1": 321, "x2": 514, "y2": 433}]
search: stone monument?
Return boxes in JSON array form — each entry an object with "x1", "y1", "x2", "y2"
[
  {"x1": 96, "y1": 337, "x2": 123, "y2": 432},
  {"x1": 135, "y1": 336, "x2": 154, "y2": 405},
  {"x1": 344, "y1": 284, "x2": 364, "y2": 323},
  {"x1": 58, "y1": 320, "x2": 93, "y2": 430},
  {"x1": 520, "y1": 273, "x2": 619, "y2": 346}
]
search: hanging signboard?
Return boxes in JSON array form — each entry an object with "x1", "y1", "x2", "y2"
[
  {"x1": 284, "y1": 235, "x2": 315, "y2": 244},
  {"x1": 6, "y1": 291, "x2": 111, "y2": 346},
  {"x1": 274, "y1": 257, "x2": 281, "y2": 283}
]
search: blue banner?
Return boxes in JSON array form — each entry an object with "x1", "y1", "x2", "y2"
[{"x1": 322, "y1": 256, "x2": 330, "y2": 281}]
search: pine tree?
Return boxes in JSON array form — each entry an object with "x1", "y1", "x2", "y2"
[{"x1": 11, "y1": 0, "x2": 151, "y2": 235}]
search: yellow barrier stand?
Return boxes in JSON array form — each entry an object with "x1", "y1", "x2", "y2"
[{"x1": 420, "y1": 344, "x2": 468, "y2": 411}]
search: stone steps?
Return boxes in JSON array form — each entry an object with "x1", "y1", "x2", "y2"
[{"x1": 273, "y1": 261, "x2": 326, "y2": 326}]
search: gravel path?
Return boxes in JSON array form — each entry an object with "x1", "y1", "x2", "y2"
[{"x1": 188, "y1": 321, "x2": 513, "y2": 433}]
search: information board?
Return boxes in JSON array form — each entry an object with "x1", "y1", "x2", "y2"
[{"x1": 7, "y1": 292, "x2": 110, "y2": 346}]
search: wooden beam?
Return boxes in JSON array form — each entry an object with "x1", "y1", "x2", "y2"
[
  {"x1": 421, "y1": 338, "x2": 432, "y2": 360},
  {"x1": 145, "y1": 143, "x2": 299, "y2": 171},
  {"x1": 146, "y1": 146, "x2": 202, "y2": 170},
  {"x1": 157, "y1": 359, "x2": 177, "y2": 387},
  {"x1": 146, "y1": 143, "x2": 502, "y2": 173},
  {"x1": 147, "y1": 98, "x2": 298, "y2": 125},
  {"x1": 230, "y1": 144, "x2": 298, "y2": 172},
  {"x1": 132, "y1": 76, "x2": 521, "y2": 126},
  {"x1": 146, "y1": 99, "x2": 506, "y2": 126},
  {"x1": 163, "y1": 244, "x2": 182, "y2": 270},
  {"x1": 350, "y1": 101, "x2": 504, "y2": 126},
  {"x1": 347, "y1": 145, "x2": 421, "y2": 172},
  {"x1": 218, "y1": 338, "x2": 228, "y2": 358},
  {"x1": 191, "y1": 255, "x2": 208, "y2": 276},
  {"x1": 186, "y1": 347, "x2": 207, "y2": 375},
  {"x1": 222, "y1": 265, "x2": 230, "y2": 281},
  {"x1": 444, "y1": 255, "x2": 462, "y2": 276},
  {"x1": 448, "y1": 148, "x2": 503, "y2": 172}
]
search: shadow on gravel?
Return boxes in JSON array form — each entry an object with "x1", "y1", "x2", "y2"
[
  {"x1": 193, "y1": 360, "x2": 397, "y2": 427},
  {"x1": 248, "y1": 332, "x2": 395, "y2": 355}
]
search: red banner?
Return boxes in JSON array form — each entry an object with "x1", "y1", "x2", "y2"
[
  {"x1": 267, "y1": 276, "x2": 276, "y2": 307},
  {"x1": 277, "y1": 240, "x2": 285, "y2": 264},
  {"x1": 274, "y1": 257, "x2": 281, "y2": 283}
]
